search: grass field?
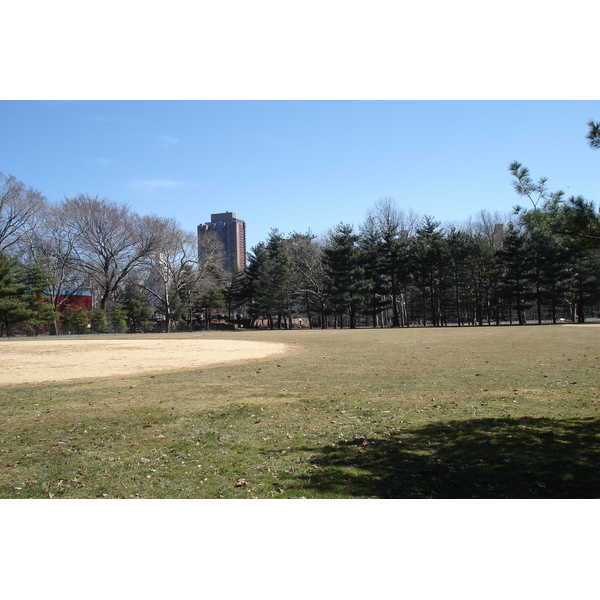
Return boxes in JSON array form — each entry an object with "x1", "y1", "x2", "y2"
[{"x1": 1, "y1": 325, "x2": 599, "y2": 498}]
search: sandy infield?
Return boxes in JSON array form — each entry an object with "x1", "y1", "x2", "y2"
[{"x1": 0, "y1": 336, "x2": 297, "y2": 386}]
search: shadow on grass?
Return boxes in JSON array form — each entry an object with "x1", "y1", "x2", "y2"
[{"x1": 295, "y1": 417, "x2": 600, "y2": 498}]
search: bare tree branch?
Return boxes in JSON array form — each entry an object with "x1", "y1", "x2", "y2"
[{"x1": 0, "y1": 173, "x2": 46, "y2": 252}]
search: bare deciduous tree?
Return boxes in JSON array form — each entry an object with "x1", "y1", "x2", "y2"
[
  {"x1": 286, "y1": 231, "x2": 328, "y2": 328},
  {"x1": 0, "y1": 173, "x2": 46, "y2": 252},
  {"x1": 60, "y1": 195, "x2": 166, "y2": 309},
  {"x1": 137, "y1": 221, "x2": 197, "y2": 332},
  {"x1": 460, "y1": 209, "x2": 511, "y2": 249},
  {"x1": 197, "y1": 228, "x2": 227, "y2": 282},
  {"x1": 20, "y1": 202, "x2": 87, "y2": 334},
  {"x1": 136, "y1": 222, "x2": 226, "y2": 332}
]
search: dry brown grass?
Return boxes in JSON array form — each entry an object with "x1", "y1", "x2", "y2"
[{"x1": 1, "y1": 325, "x2": 599, "y2": 498}]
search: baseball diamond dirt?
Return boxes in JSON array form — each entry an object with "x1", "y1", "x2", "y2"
[{"x1": 0, "y1": 334, "x2": 298, "y2": 386}]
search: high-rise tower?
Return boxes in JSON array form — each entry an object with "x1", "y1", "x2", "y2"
[{"x1": 197, "y1": 212, "x2": 247, "y2": 272}]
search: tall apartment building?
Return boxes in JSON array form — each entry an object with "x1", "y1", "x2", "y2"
[{"x1": 197, "y1": 212, "x2": 247, "y2": 272}]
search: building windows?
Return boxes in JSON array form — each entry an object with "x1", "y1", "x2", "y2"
[{"x1": 197, "y1": 211, "x2": 246, "y2": 272}]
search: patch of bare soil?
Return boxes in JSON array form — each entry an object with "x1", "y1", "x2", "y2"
[{"x1": 0, "y1": 336, "x2": 297, "y2": 386}]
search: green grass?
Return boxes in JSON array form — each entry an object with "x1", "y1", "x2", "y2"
[{"x1": 1, "y1": 325, "x2": 599, "y2": 498}]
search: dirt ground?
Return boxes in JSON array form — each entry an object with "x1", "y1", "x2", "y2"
[{"x1": 0, "y1": 335, "x2": 296, "y2": 386}]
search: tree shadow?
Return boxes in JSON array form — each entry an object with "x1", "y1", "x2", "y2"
[{"x1": 293, "y1": 417, "x2": 600, "y2": 498}]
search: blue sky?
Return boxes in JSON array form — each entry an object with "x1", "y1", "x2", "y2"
[{"x1": 1, "y1": 100, "x2": 598, "y2": 250}]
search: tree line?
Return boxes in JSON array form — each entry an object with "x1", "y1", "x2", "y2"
[
  {"x1": 0, "y1": 180, "x2": 226, "y2": 336},
  {"x1": 243, "y1": 197, "x2": 599, "y2": 329},
  {"x1": 2, "y1": 121, "x2": 600, "y2": 335},
  {"x1": 242, "y1": 120, "x2": 600, "y2": 329}
]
